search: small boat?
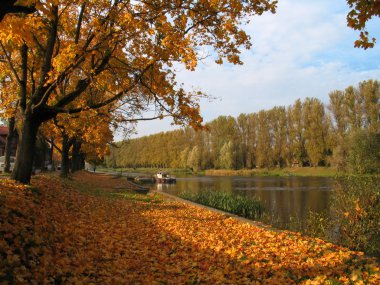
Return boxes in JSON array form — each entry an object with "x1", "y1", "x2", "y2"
[{"x1": 154, "y1": 172, "x2": 176, "y2": 184}]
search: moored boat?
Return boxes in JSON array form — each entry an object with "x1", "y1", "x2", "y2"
[{"x1": 154, "y1": 172, "x2": 176, "y2": 184}]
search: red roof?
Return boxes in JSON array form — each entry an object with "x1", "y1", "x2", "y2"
[{"x1": 0, "y1": 126, "x2": 8, "y2": 135}]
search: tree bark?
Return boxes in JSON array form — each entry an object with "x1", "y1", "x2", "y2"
[
  {"x1": 60, "y1": 132, "x2": 72, "y2": 178},
  {"x1": 4, "y1": 116, "x2": 16, "y2": 173},
  {"x1": 71, "y1": 139, "x2": 83, "y2": 173},
  {"x1": 48, "y1": 136, "x2": 54, "y2": 169},
  {"x1": 11, "y1": 115, "x2": 40, "y2": 183},
  {"x1": 39, "y1": 135, "x2": 47, "y2": 170}
]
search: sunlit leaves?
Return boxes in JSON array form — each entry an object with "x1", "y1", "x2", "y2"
[
  {"x1": 0, "y1": 0, "x2": 278, "y2": 126},
  {"x1": 346, "y1": 0, "x2": 379, "y2": 48}
]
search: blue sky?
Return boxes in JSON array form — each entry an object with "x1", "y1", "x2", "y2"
[{"x1": 129, "y1": 0, "x2": 380, "y2": 139}]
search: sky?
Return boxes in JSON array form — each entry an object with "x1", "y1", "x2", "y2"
[{"x1": 129, "y1": 0, "x2": 380, "y2": 139}]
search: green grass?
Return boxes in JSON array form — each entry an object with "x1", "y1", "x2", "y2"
[
  {"x1": 179, "y1": 190, "x2": 264, "y2": 220},
  {"x1": 114, "y1": 192, "x2": 163, "y2": 203}
]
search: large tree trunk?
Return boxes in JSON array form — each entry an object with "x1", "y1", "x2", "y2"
[
  {"x1": 71, "y1": 139, "x2": 84, "y2": 173},
  {"x1": 4, "y1": 116, "x2": 16, "y2": 173},
  {"x1": 60, "y1": 132, "x2": 71, "y2": 178},
  {"x1": 11, "y1": 115, "x2": 40, "y2": 183}
]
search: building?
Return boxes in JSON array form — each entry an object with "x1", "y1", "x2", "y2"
[{"x1": 0, "y1": 126, "x2": 17, "y2": 157}]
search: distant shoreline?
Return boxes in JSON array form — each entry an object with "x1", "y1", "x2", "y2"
[
  {"x1": 204, "y1": 167, "x2": 338, "y2": 177},
  {"x1": 97, "y1": 166, "x2": 338, "y2": 177}
]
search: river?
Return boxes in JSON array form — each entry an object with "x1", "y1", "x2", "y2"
[{"x1": 154, "y1": 175, "x2": 333, "y2": 226}]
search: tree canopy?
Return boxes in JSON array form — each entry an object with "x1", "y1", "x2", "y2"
[{"x1": 0, "y1": 0, "x2": 277, "y2": 183}]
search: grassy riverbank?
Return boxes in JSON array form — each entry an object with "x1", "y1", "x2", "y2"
[{"x1": 1, "y1": 172, "x2": 379, "y2": 283}]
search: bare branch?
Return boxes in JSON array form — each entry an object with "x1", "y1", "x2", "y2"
[{"x1": 117, "y1": 114, "x2": 169, "y2": 122}]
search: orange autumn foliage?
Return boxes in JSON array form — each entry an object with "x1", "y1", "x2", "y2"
[
  {"x1": 347, "y1": 0, "x2": 380, "y2": 48},
  {"x1": 40, "y1": 110, "x2": 114, "y2": 160},
  {"x1": 0, "y1": 173, "x2": 379, "y2": 284}
]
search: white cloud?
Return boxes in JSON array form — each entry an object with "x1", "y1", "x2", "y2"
[{"x1": 130, "y1": 0, "x2": 380, "y2": 139}]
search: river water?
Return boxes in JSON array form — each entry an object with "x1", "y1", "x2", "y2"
[{"x1": 154, "y1": 175, "x2": 333, "y2": 226}]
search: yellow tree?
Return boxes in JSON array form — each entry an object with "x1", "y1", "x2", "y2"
[
  {"x1": 0, "y1": 56, "x2": 19, "y2": 172},
  {"x1": 0, "y1": 0, "x2": 277, "y2": 183},
  {"x1": 40, "y1": 109, "x2": 114, "y2": 177}
]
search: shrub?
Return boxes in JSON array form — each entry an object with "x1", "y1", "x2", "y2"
[{"x1": 301, "y1": 176, "x2": 380, "y2": 257}]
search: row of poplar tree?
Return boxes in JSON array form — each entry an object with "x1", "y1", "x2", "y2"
[{"x1": 106, "y1": 80, "x2": 380, "y2": 174}]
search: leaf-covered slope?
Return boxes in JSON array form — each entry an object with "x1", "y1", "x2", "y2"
[{"x1": 0, "y1": 173, "x2": 379, "y2": 284}]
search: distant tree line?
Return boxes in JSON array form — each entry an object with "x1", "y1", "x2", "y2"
[{"x1": 106, "y1": 80, "x2": 380, "y2": 174}]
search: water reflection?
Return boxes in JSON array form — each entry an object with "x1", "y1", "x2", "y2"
[{"x1": 154, "y1": 176, "x2": 333, "y2": 225}]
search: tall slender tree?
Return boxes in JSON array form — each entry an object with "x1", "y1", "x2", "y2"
[{"x1": 302, "y1": 98, "x2": 328, "y2": 167}]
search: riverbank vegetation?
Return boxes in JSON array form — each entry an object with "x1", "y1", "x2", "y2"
[
  {"x1": 177, "y1": 176, "x2": 380, "y2": 258},
  {"x1": 1, "y1": 172, "x2": 379, "y2": 283},
  {"x1": 205, "y1": 167, "x2": 337, "y2": 177},
  {"x1": 301, "y1": 176, "x2": 380, "y2": 258},
  {"x1": 106, "y1": 80, "x2": 380, "y2": 176},
  {"x1": 179, "y1": 190, "x2": 264, "y2": 220}
]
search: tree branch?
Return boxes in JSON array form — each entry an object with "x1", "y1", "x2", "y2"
[
  {"x1": 75, "y1": 4, "x2": 86, "y2": 45},
  {"x1": 42, "y1": 135, "x2": 62, "y2": 154},
  {"x1": 60, "y1": 63, "x2": 154, "y2": 114},
  {"x1": 32, "y1": 5, "x2": 59, "y2": 107},
  {"x1": 0, "y1": 41, "x2": 21, "y2": 84},
  {"x1": 0, "y1": 0, "x2": 36, "y2": 22},
  {"x1": 117, "y1": 114, "x2": 169, "y2": 122},
  {"x1": 19, "y1": 44, "x2": 28, "y2": 111}
]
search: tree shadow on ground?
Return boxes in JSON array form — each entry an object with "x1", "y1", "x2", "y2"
[{"x1": 3, "y1": 173, "x2": 376, "y2": 284}]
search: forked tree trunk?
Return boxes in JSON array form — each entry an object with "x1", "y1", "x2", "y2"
[
  {"x1": 4, "y1": 116, "x2": 16, "y2": 173},
  {"x1": 11, "y1": 116, "x2": 40, "y2": 183}
]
